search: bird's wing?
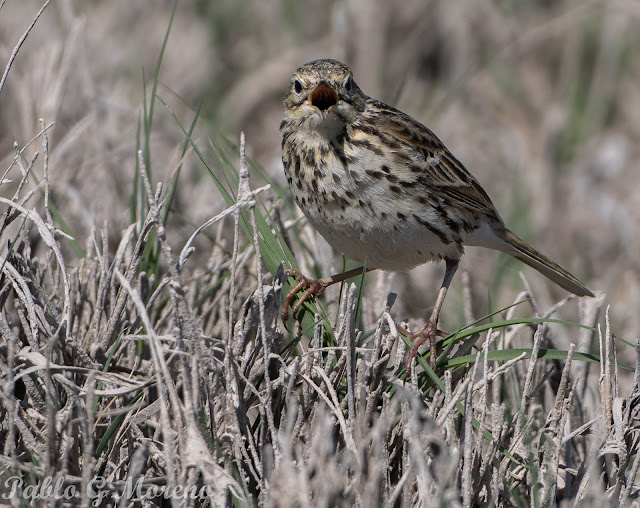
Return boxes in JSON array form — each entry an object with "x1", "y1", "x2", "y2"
[{"x1": 377, "y1": 104, "x2": 503, "y2": 221}]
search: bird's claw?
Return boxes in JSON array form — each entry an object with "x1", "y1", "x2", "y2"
[
  {"x1": 281, "y1": 269, "x2": 326, "y2": 324},
  {"x1": 400, "y1": 321, "x2": 440, "y2": 373}
]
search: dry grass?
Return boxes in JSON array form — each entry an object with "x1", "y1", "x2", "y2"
[{"x1": 1, "y1": 1, "x2": 640, "y2": 506}]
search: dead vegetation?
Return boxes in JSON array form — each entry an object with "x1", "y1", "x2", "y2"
[
  {"x1": 2, "y1": 1, "x2": 640, "y2": 506},
  {"x1": 1, "y1": 125, "x2": 639, "y2": 506}
]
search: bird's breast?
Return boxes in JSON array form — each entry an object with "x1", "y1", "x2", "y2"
[{"x1": 282, "y1": 133, "x2": 464, "y2": 270}]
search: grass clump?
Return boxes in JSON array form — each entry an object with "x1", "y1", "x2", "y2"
[{"x1": 1, "y1": 3, "x2": 639, "y2": 507}]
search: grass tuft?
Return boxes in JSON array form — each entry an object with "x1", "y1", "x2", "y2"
[{"x1": 1, "y1": 2, "x2": 639, "y2": 506}]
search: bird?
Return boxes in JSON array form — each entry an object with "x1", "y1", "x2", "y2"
[{"x1": 279, "y1": 58, "x2": 594, "y2": 372}]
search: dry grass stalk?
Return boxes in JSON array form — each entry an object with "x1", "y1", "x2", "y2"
[
  {"x1": 3, "y1": 126, "x2": 638, "y2": 506},
  {"x1": 2, "y1": 2, "x2": 640, "y2": 504}
]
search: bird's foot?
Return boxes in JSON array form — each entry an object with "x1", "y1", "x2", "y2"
[
  {"x1": 281, "y1": 269, "x2": 328, "y2": 323},
  {"x1": 399, "y1": 320, "x2": 441, "y2": 372}
]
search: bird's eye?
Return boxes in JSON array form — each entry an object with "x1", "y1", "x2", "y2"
[
  {"x1": 294, "y1": 79, "x2": 303, "y2": 94},
  {"x1": 345, "y1": 76, "x2": 353, "y2": 92}
]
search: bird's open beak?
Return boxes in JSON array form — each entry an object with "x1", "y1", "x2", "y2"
[{"x1": 309, "y1": 82, "x2": 339, "y2": 113}]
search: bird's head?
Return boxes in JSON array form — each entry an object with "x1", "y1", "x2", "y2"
[{"x1": 283, "y1": 59, "x2": 366, "y2": 134}]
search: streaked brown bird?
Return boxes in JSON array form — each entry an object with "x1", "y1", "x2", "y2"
[{"x1": 280, "y1": 58, "x2": 593, "y2": 371}]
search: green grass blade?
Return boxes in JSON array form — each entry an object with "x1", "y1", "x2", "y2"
[{"x1": 161, "y1": 95, "x2": 205, "y2": 226}]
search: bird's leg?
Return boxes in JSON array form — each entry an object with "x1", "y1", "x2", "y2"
[
  {"x1": 281, "y1": 266, "x2": 372, "y2": 323},
  {"x1": 406, "y1": 259, "x2": 459, "y2": 371}
]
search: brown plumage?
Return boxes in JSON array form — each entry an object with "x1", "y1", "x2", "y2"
[{"x1": 280, "y1": 58, "x2": 593, "y2": 370}]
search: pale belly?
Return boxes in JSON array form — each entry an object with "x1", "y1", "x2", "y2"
[
  {"x1": 282, "y1": 129, "x2": 466, "y2": 270},
  {"x1": 302, "y1": 200, "x2": 464, "y2": 271}
]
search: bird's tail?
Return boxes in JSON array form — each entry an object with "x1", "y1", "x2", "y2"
[{"x1": 494, "y1": 229, "x2": 594, "y2": 297}]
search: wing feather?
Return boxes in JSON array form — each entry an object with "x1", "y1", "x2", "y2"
[{"x1": 371, "y1": 101, "x2": 502, "y2": 221}]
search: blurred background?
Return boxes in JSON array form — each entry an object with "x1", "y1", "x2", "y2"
[{"x1": 1, "y1": 0, "x2": 638, "y2": 341}]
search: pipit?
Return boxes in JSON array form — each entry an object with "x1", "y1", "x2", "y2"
[{"x1": 280, "y1": 58, "x2": 593, "y2": 372}]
